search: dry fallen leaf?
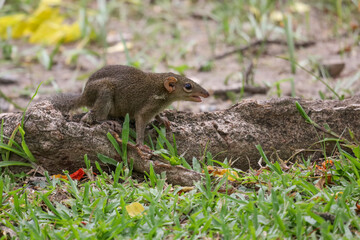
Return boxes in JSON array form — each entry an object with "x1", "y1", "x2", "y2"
[
  {"x1": 315, "y1": 175, "x2": 332, "y2": 190},
  {"x1": 315, "y1": 160, "x2": 334, "y2": 171},
  {"x1": 204, "y1": 166, "x2": 239, "y2": 181},
  {"x1": 52, "y1": 174, "x2": 67, "y2": 179},
  {"x1": 177, "y1": 187, "x2": 194, "y2": 195},
  {"x1": 126, "y1": 202, "x2": 145, "y2": 218},
  {"x1": 351, "y1": 22, "x2": 359, "y2": 31},
  {"x1": 107, "y1": 42, "x2": 133, "y2": 54},
  {"x1": 315, "y1": 177, "x2": 326, "y2": 190},
  {"x1": 335, "y1": 192, "x2": 343, "y2": 200},
  {"x1": 356, "y1": 200, "x2": 360, "y2": 213},
  {"x1": 52, "y1": 168, "x2": 85, "y2": 180},
  {"x1": 337, "y1": 45, "x2": 352, "y2": 54}
]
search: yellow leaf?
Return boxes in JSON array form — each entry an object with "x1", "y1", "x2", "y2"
[
  {"x1": 12, "y1": 21, "x2": 29, "y2": 38},
  {"x1": 227, "y1": 170, "x2": 239, "y2": 181},
  {"x1": 26, "y1": 5, "x2": 63, "y2": 33},
  {"x1": 27, "y1": 5, "x2": 80, "y2": 45},
  {"x1": 0, "y1": 2, "x2": 81, "y2": 45},
  {"x1": 63, "y1": 22, "x2": 81, "y2": 43},
  {"x1": 0, "y1": 14, "x2": 26, "y2": 39},
  {"x1": 204, "y1": 166, "x2": 239, "y2": 181},
  {"x1": 177, "y1": 187, "x2": 194, "y2": 195},
  {"x1": 126, "y1": 202, "x2": 145, "y2": 217},
  {"x1": 29, "y1": 21, "x2": 65, "y2": 45}
]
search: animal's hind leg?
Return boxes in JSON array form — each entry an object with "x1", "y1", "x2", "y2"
[{"x1": 81, "y1": 90, "x2": 113, "y2": 124}]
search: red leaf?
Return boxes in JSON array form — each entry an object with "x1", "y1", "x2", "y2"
[{"x1": 70, "y1": 168, "x2": 85, "y2": 180}]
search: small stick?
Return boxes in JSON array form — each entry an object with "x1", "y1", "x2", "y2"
[{"x1": 214, "y1": 39, "x2": 315, "y2": 60}]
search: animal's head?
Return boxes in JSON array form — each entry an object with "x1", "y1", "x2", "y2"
[{"x1": 163, "y1": 73, "x2": 209, "y2": 102}]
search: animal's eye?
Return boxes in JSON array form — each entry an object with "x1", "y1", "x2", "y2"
[{"x1": 184, "y1": 83, "x2": 192, "y2": 91}]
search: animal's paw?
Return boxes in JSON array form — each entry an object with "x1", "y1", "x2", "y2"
[
  {"x1": 80, "y1": 112, "x2": 95, "y2": 125},
  {"x1": 135, "y1": 143, "x2": 153, "y2": 154},
  {"x1": 156, "y1": 115, "x2": 171, "y2": 131}
]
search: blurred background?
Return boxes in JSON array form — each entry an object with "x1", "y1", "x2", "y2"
[{"x1": 0, "y1": 0, "x2": 359, "y2": 114}]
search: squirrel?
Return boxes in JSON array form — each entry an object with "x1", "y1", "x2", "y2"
[{"x1": 52, "y1": 65, "x2": 209, "y2": 145}]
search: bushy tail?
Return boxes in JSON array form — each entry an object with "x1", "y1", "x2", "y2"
[{"x1": 50, "y1": 93, "x2": 83, "y2": 113}]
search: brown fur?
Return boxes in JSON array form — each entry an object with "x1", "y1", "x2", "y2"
[{"x1": 52, "y1": 65, "x2": 209, "y2": 144}]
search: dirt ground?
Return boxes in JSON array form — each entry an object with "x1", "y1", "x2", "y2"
[{"x1": 0, "y1": 3, "x2": 359, "y2": 114}]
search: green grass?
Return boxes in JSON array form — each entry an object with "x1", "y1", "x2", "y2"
[{"x1": 1, "y1": 139, "x2": 360, "y2": 238}]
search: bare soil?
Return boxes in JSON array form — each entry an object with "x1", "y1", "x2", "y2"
[{"x1": 0, "y1": 3, "x2": 359, "y2": 117}]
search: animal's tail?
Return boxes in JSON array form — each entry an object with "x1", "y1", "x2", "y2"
[{"x1": 50, "y1": 93, "x2": 83, "y2": 113}]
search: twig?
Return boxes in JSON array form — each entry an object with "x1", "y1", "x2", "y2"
[
  {"x1": 213, "y1": 85, "x2": 269, "y2": 99},
  {"x1": 244, "y1": 61, "x2": 254, "y2": 85},
  {"x1": 190, "y1": 12, "x2": 217, "y2": 22},
  {"x1": 214, "y1": 39, "x2": 315, "y2": 60},
  {"x1": 0, "y1": 77, "x2": 17, "y2": 85}
]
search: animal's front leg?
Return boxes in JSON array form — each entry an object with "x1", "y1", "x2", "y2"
[
  {"x1": 135, "y1": 114, "x2": 146, "y2": 145},
  {"x1": 134, "y1": 114, "x2": 154, "y2": 153}
]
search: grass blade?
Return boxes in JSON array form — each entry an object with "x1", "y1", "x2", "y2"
[
  {"x1": 278, "y1": 57, "x2": 341, "y2": 100},
  {"x1": 18, "y1": 126, "x2": 37, "y2": 163},
  {"x1": 0, "y1": 161, "x2": 32, "y2": 167},
  {"x1": 5, "y1": 124, "x2": 20, "y2": 161},
  {"x1": 153, "y1": 125, "x2": 175, "y2": 155},
  {"x1": 122, "y1": 114, "x2": 130, "y2": 165},
  {"x1": 284, "y1": 15, "x2": 296, "y2": 74},
  {"x1": 0, "y1": 119, "x2": 4, "y2": 160},
  {"x1": 97, "y1": 153, "x2": 118, "y2": 166},
  {"x1": 256, "y1": 144, "x2": 282, "y2": 175},
  {"x1": 295, "y1": 101, "x2": 313, "y2": 124},
  {"x1": 21, "y1": 82, "x2": 43, "y2": 127},
  {"x1": 0, "y1": 143, "x2": 27, "y2": 159},
  {"x1": 113, "y1": 162, "x2": 123, "y2": 188},
  {"x1": 0, "y1": 178, "x2": 3, "y2": 207},
  {"x1": 41, "y1": 194, "x2": 63, "y2": 220},
  {"x1": 107, "y1": 132, "x2": 122, "y2": 156}
]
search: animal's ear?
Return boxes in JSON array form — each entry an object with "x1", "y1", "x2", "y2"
[{"x1": 164, "y1": 77, "x2": 178, "y2": 93}]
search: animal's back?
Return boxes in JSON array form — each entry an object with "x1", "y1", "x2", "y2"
[
  {"x1": 87, "y1": 65, "x2": 146, "y2": 84},
  {"x1": 81, "y1": 65, "x2": 156, "y2": 118}
]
